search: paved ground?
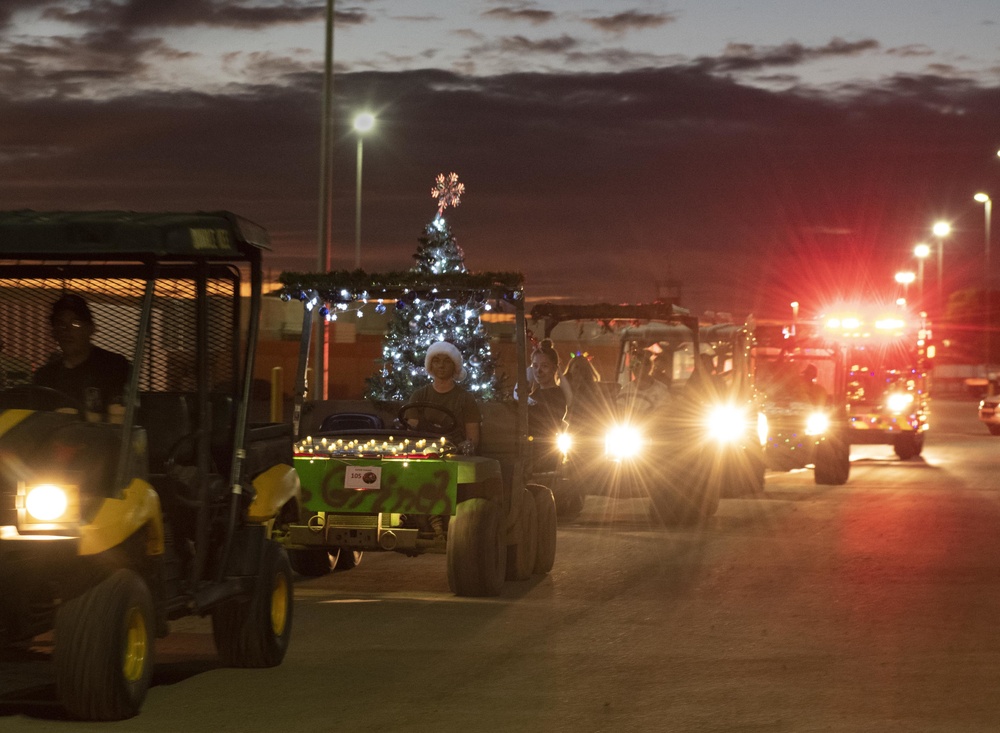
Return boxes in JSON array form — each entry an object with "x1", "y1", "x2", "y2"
[{"x1": 3, "y1": 398, "x2": 999, "y2": 732}]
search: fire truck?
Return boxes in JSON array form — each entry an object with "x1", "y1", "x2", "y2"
[
  {"x1": 822, "y1": 306, "x2": 933, "y2": 459},
  {"x1": 755, "y1": 303, "x2": 932, "y2": 485}
]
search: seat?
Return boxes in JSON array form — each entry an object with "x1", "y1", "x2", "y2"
[
  {"x1": 136, "y1": 392, "x2": 191, "y2": 473},
  {"x1": 318, "y1": 412, "x2": 385, "y2": 432}
]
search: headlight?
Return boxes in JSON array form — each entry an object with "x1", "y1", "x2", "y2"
[
  {"x1": 805, "y1": 411, "x2": 830, "y2": 436},
  {"x1": 17, "y1": 481, "x2": 80, "y2": 528},
  {"x1": 886, "y1": 392, "x2": 914, "y2": 414},
  {"x1": 706, "y1": 405, "x2": 746, "y2": 443},
  {"x1": 605, "y1": 424, "x2": 644, "y2": 459},
  {"x1": 757, "y1": 413, "x2": 769, "y2": 446},
  {"x1": 556, "y1": 431, "x2": 573, "y2": 455}
]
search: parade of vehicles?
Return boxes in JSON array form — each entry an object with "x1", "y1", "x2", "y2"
[
  {"x1": 529, "y1": 303, "x2": 767, "y2": 525},
  {"x1": 0, "y1": 211, "x2": 299, "y2": 720},
  {"x1": 276, "y1": 270, "x2": 556, "y2": 597},
  {"x1": 754, "y1": 304, "x2": 931, "y2": 485}
]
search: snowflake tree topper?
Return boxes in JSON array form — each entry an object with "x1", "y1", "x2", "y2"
[{"x1": 431, "y1": 172, "x2": 465, "y2": 217}]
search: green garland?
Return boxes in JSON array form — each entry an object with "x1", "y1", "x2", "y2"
[{"x1": 278, "y1": 269, "x2": 524, "y2": 303}]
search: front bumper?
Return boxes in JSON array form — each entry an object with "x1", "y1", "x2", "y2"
[{"x1": 848, "y1": 411, "x2": 926, "y2": 444}]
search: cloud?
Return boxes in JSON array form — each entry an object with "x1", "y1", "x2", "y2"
[
  {"x1": 583, "y1": 10, "x2": 678, "y2": 34},
  {"x1": 695, "y1": 37, "x2": 880, "y2": 73},
  {"x1": 0, "y1": 0, "x2": 41, "y2": 30},
  {"x1": 1, "y1": 66, "x2": 998, "y2": 314},
  {"x1": 470, "y1": 34, "x2": 581, "y2": 56},
  {"x1": 41, "y1": 0, "x2": 333, "y2": 31},
  {"x1": 0, "y1": 29, "x2": 193, "y2": 98},
  {"x1": 483, "y1": 7, "x2": 556, "y2": 25}
]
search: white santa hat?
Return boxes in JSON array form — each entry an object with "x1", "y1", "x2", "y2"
[{"x1": 425, "y1": 341, "x2": 467, "y2": 382}]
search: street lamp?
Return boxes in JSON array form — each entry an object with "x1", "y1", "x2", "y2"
[
  {"x1": 914, "y1": 242, "x2": 930, "y2": 307},
  {"x1": 895, "y1": 271, "x2": 915, "y2": 302},
  {"x1": 353, "y1": 112, "x2": 375, "y2": 269},
  {"x1": 975, "y1": 193, "x2": 992, "y2": 381},
  {"x1": 932, "y1": 220, "x2": 951, "y2": 315}
]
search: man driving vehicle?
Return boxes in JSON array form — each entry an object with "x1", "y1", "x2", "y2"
[{"x1": 33, "y1": 293, "x2": 130, "y2": 421}]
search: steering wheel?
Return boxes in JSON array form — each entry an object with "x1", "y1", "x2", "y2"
[
  {"x1": 0, "y1": 384, "x2": 85, "y2": 415},
  {"x1": 396, "y1": 402, "x2": 459, "y2": 436}
]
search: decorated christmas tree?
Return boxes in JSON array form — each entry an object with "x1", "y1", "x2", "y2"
[{"x1": 365, "y1": 173, "x2": 499, "y2": 401}]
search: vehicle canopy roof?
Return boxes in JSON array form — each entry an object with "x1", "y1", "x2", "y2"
[
  {"x1": 277, "y1": 269, "x2": 524, "y2": 305},
  {"x1": 529, "y1": 301, "x2": 690, "y2": 336},
  {"x1": 0, "y1": 210, "x2": 269, "y2": 260}
]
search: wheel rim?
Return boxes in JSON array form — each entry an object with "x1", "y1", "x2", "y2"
[
  {"x1": 270, "y1": 572, "x2": 289, "y2": 636},
  {"x1": 123, "y1": 606, "x2": 149, "y2": 683}
]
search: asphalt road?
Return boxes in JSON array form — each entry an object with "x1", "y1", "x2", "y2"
[{"x1": 3, "y1": 397, "x2": 1000, "y2": 732}]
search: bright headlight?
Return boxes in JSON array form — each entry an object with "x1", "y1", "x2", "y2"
[
  {"x1": 805, "y1": 412, "x2": 830, "y2": 436},
  {"x1": 886, "y1": 392, "x2": 914, "y2": 414},
  {"x1": 706, "y1": 405, "x2": 746, "y2": 443},
  {"x1": 556, "y1": 431, "x2": 573, "y2": 455},
  {"x1": 757, "y1": 413, "x2": 769, "y2": 446},
  {"x1": 605, "y1": 425, "x2": 644, "y2": 459},
  {"x1": 25, "y1": 484, "x2": 70, "y2": 522}
]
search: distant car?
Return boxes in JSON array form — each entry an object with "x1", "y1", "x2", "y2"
[{"x1": 979, "y1": 393, "x2": 1000, "y2": 434}]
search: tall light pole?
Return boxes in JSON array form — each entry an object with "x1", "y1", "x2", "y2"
[
  {"x1": 914, "y1": 242, "x2": 930, "y2": 308},
  {"x1": 932, "y1": 220, "x2": 951, "y2": 317},
  {"x1": 975, "y1": 193, "x2": 992, "y2": 382},
  {"x1": 313, "y1": 0, "x2": 337, "y2": 401},
  {"x1": 353, "y1": 112, "x2": 375, "y2": 269}
]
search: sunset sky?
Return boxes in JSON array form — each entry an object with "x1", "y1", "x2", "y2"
[{"x1": 2, "y1": 1, "x2": 999, "y2": 317}]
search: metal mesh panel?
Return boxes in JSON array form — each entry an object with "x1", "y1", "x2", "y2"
[{"x1": 0, "y1": 275, "x2": 238, "y2": 393}]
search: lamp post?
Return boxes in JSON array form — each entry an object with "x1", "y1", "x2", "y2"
[
  {"x1": 352, "y1": 112, "x2": 375, "y2": 270},
  {"x1": 932, "y1": 221, "x2": 951, "y2": 316},
  {"x1": 975, "y1": 193, "x2": 992, "y2": 382},
  {"x1": 914, "y1": 242, "x2": 930, "y2": 308}
]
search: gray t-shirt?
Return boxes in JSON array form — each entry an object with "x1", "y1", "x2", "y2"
[{"x1": 407, "y1": 383, "x2": 481, "y2": 443}]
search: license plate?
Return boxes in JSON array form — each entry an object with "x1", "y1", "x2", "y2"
[{"x1": 344, "y1": 465, "x2": 382, "y2": 490}]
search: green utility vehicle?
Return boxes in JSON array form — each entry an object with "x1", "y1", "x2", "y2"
[
  {"x1": 0, "y1": 211, "x2": 299, "y2": 719},
  {"x1": 530, "y1": 303, "x2": 767, "y2": 524},
  {"x1": 278, "y1": 271, "x2": 556, "y2": 596},
  {"x1": 754, "y1": 320, "x2": 852, "y2": 484}
]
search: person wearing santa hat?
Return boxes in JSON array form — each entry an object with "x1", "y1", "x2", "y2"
[{"x1": 406, "y1": 340, "x2": 481, "y2": 452}]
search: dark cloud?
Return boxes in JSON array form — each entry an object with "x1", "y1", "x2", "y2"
[
  {"x1": 584, "y1": 10, "x2": 678, "y2": 34},
  {"x1": 483, "y1": 7, "x2": 556, "y2": 25},
  {"x1": 471, "y1": 34, "x2": 580, "y2": 56},
  {"x1": 0, "y1": 30, "x2": 192, "y2": 97},
  {"x1": 42, "y1": 0, "x2": 333, "y2": 31},
  {"x1": 0, "y1": 0, "x2": 41, "y2": 30},
  {"x1": 1, "y1": 66, "x2": 998, "y2": 316},
  {"x1": 695, "y1": 37, "x2": 880, "y2": 73}
]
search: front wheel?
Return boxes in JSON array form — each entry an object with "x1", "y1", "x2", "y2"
[
  {"x1": 894, "y1": 432, "x2": 924, "y2": 460},
  {"x1": 529, "y1": 484, "x2": 557, "y2": 575},
  {"x1": 505, "y1": 488, "x2": 538, "y2": 581},
  {"x1": 815, "y1": 435, "x2": 850, "y2": 485},
  {"x1": 55, "y1": 568, "x2": 155, "y2": 721},
  {"x1": 447, "y1": 499, "x2": 506, "y2": 597},
  {"x1": 212, "y1": 539, "x2": 293, "y2": 667}
]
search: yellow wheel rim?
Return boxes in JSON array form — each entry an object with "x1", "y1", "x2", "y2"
[
  {"x1": 270, "y1": 573, "x2": 288, "y2": 636},
  {"x1": 123, "y1": 606, "x2": 149, "y2": 683}
]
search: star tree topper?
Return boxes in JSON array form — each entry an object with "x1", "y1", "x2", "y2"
[{"x1": 431, "y1": 172, "x2": 465, "y2": 216}]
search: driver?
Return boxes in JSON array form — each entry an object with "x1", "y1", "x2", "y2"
[
  {"x1": 33, "y1": 293, "x2": 130, "y2": 422},
  {"x1": 405, "y1": 341, "x2": 480, "y2": 453}
]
